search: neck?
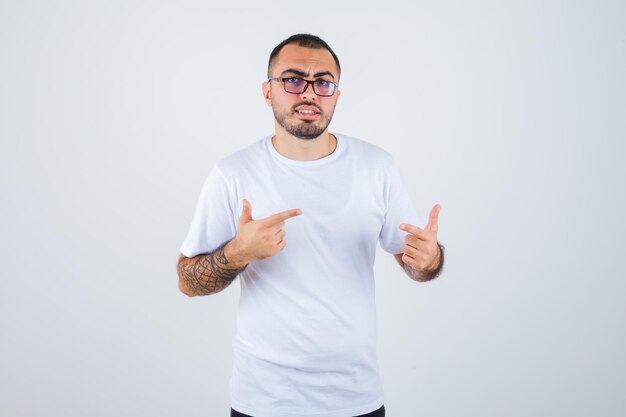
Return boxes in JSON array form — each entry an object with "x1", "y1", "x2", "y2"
[{"x1": 272, "y1": 129, "x2": 337, "y2": 161}]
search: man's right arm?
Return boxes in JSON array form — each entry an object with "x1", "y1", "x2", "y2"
[
  {"x1": 177, "y1": 199, "x2": 302, "y2": 297},
  {"x1": 177, "y1": 239, "x2": 249, "y2": 297}
]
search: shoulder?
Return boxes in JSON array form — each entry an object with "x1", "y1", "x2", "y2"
[
  {"x1": 213, "y1": 136, "x2": 268, "y2": 177},
  {"x1": 336, "y1": 133, "x2": 394, "y2": 168}
]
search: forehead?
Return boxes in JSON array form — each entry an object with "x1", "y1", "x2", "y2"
[{"x1": 272, "y1": 44, "x2": 339, "y2": 78}]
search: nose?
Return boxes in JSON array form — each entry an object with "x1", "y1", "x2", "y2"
[{"x1": 299, "y1": 81, "x2": 318, "y2": 101}]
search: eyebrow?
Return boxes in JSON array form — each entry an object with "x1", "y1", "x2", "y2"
[{"x1": 280, "y1": 68, "x2": 336, "y2": 80}]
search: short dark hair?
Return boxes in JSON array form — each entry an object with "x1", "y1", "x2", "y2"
[{"x1": 267, "y1": 33, "x2": 341, "y2": 79}]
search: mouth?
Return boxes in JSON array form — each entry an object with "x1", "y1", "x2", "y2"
[{"x1": 294, "y1": 105, "x2": 321, "y2": 120}]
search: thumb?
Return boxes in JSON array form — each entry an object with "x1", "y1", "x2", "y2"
[
  {"x1": 426, "y1": 203, "x2": 441, "y2": 233},
  {"x1": 239, "y1": 199, "x2": 253, "y2": 223}
]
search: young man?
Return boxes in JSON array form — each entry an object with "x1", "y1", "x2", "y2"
[{"x1": 178, "y1": 34, "x2": 444, "y2": 417}]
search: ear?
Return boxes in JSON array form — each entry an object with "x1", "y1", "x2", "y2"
[{"x1": 262, "y1": 81, "x2": 272, "y2": 106}]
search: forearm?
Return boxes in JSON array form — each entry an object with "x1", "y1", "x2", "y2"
[
  {"x1": 177, "y1": 239, "x2": 249, "y2": 296},
  {"x1": 403, "y1": 242, "x2": 445, "y2": 282}
]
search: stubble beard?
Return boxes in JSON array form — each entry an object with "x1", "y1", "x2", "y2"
[{"x1": 273, "y1": 102, "x2": 335, "y2": 140}]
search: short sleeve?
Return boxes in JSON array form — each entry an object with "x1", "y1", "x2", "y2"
[
  {"x1": 179, "y1": 166, "x2": 238, "y2": 258},
  {"x1": 378, "y1": 160, "x2": 423, "y2": 254}
]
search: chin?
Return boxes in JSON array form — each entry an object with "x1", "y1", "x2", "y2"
[
  {"x1": 283, "y1": 121, "x2": 327, "y2": 140},
  {"x1": 290, "y1": 126, "x2": 326, "y2": 140},
  {"x1": 293, "y1": 133, "x2": 323, "y2": 140},
  {"x1": 275, "y1": 112, "x2": 331, "y2": 140}
]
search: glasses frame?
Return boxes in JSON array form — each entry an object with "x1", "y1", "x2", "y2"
[{"x1": 268, "y1": 77, "x2": 338, "y2": 97}]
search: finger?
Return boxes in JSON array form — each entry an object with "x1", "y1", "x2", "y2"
[
  {"x1": 403, "y1": 238, "x2": 439, "y2": 264},
  {"x1": 263, "y1": 208, "x2": 302, "y2": 226},
  {"x1": 401, "y1": 252, "x2": 417, "y2": 268},
  {"x1": 239, "y1": 199, "x2": 253, "y2": 223},
  {"x1": 426, "y1": 204, "x2": 441, "y2": 233},
  {"x1": 399, "y1": 223, "x2": 429, "y2": 240},
  {"x1": 404, "y1": 235, "x2": 432, "y2": 251},
  {"x1": 402, "y1": 248, "x2": 434, "y2": 271},
  {"x1": 275, "y1": 229, "x2": 286, "y2": 240},
  {"x1": 401, "y1": 243, "x2": 422, "y2": 260}
]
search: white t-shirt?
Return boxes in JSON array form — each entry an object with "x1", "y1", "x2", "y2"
[{"x1": 180, "y1": 133, "x2": 421, "y2": 417}]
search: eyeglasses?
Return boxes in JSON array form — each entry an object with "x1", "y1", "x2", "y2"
[{"x1": 268, "y1": 77, "x2": 338, "y2": 97}]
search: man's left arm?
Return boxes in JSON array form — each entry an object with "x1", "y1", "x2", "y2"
[{"x1": 394, "y1": 204, "x2": 444, "y2": 282}]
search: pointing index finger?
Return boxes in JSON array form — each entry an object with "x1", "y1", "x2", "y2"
[
  {"x1": 399, "y1": 223, "x2": 422, "y2": 234},
  {"x1": 263, "y1": 208, "x2": 302, "y2": 225},
  {"x1": 399, "y1": 223, "x2": 429, "y2": 239}
]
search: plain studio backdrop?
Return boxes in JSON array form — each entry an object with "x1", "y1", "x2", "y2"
[{"x1": 1, "y1": 1, "x2": 625, "y2": 416}]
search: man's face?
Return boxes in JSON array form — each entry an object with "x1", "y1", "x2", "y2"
[{"x1": 263, "y1": 44, "x2": 341, "y2": 140}]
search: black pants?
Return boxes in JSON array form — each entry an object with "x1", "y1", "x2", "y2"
[{"x1": 231, "y1": 404, "x2": 385, "y2": 417}]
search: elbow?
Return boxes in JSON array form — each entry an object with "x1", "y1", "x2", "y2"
[
  {"x1": 178, "y1": 278, "x2": 196, "y2": 297},
  {"x1": 177, "y1": 255, "x2": 196, "y2": 297}
]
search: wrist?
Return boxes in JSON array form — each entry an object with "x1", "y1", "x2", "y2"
[
  {"x1": 428, "y1": 243, "x2": 442, "y2": 271},
  {"x1": 424, "y1": 242, "x2": 444, "y2": 280},
  {"x1": 226, "y1": 237, "x2": 253, "y2": 267}
]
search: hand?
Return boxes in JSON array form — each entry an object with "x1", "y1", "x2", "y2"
[
  {"x1": 399, "y1": 204, "x2": 441, "y2": 273},
  {"x1": 234, "y1": 199, "x2": 302, "y2": 262}
]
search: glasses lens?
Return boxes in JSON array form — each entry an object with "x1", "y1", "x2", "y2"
[
  {"x1": 284, "y1": 78, "x2": 307, "y2": 94},
  {"x1": 313, "y1": 80, "x2": 335, "y2": 96}
]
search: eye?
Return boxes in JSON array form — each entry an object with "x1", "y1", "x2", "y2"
[
  {"x1": 285, "y1": 77, "x2": 303, "y2": 84},
  {"x1": 315, "y1": 80, "x2": 330, "y2": 86}
]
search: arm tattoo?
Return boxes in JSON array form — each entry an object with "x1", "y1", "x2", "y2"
[{"x1": 178, "y1": 241, "x2": 247, "y2": 296}]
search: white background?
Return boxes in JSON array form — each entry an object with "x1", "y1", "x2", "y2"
[{"x1": 1, "y1": 1, "x2": 625, "y2": 416}]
